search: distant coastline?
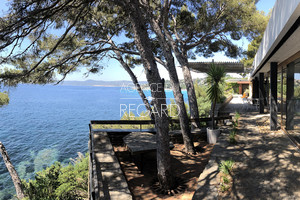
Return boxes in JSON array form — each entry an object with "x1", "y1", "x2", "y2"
[
  {"x1": 62, "y1": 79, "x2": 194, "y2": 90},
  {"x1": 92, "y1": 85, "x2": 122, "y2": 87},
  {"x1": 90, "y1": 85, "x2": 185, "y2": 92},
  {"x1": 61, "y1": 80, "x2": 147, "y2": 87}
]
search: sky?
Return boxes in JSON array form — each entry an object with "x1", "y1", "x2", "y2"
[{"x1": 0, "y1": 0, "x2": 277, "y2": 82}]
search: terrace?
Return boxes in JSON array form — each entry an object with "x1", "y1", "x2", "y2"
[
  {"x1": 87, "y1": 0, "x2": 300, "y2": 198},
  {"x1": 87, "y1": 93, "x2": 300, "y2": 199},
  {"x1": 88, "y1": 117, "x2": 232, "y2": 199}
]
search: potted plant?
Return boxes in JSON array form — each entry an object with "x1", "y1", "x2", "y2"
[{"x1": 206, "y1": 64, "x2": 226, "y2": 143}]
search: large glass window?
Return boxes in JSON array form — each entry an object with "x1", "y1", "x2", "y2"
[
  {"x1": 275, "y1": 58, "x2": 300, "y2": 145},
  {"x1": 292, "y1": 61, "x2": 300, "y2": 141},
  {"x1": 281, "y1": 59, "x2": 300, "y2": 143}
]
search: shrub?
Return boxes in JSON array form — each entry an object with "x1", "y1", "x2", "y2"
[
  {"x1": 219, "y1": 159, "x2": 234, "y2": 175},
  {"x1": 222, "y1": 176, "x2": 230, "y2": 184},
  {"x1": 0, "y1": 91, "x2": 9, "y2": 107},
  {"x1": 233, "y1": 111, "x2": 240, "y2": 127},
  {"x1": 22, "y1": 152, "x2": 88, "y2": 200},
  {"x1": 229, "y1": 130, "x2": 237, "y2": 144},
  {"x1": 220, "y1": 182, "x2": 230, "y2": 192},
  {"x1": 219, "y1": 159, "x2": 235, "y2": 194}
]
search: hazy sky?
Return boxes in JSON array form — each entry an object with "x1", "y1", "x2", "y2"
[{"x1": 0, "y1": 0, "x2": 277, "y2": 82}]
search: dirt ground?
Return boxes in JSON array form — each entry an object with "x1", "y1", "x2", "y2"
[
  {"x1": 114, "y1": 139, "x2": 214, "y2": 200},
  {"x1": 256, "y1": 115, "x2": 281, "y2": 134}
]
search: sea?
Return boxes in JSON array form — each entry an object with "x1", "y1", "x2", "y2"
[{"x1": 0, "y1": 84, "x2": 187, "y2": 199}]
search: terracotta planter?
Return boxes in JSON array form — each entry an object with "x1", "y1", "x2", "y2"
[{"x1": 206, "y1": 127, "x2": 220, "y2": 144}]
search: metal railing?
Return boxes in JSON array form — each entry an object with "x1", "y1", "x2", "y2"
[
  {"x1": 88, "y1": 124, "x2": 100, "y2": 200},
  {"x1": 89, "y1": 116, "x2": 232, "y2": 131}
]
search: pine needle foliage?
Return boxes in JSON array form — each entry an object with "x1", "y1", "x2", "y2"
[{"x1": 22, "y1": 153, "x2": 89, "y2": 200}]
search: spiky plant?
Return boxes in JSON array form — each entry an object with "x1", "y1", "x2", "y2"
[
  {"x1": 219, "y1": 159, "x2": 235, "y2": 175},
  {"x1": 206, "y1": 64, "x2": 226, "y2": 129}
]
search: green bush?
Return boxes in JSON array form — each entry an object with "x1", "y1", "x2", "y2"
[
  {"x1": 0, "y1": 91, "x2": 9, "y2": 107},
  {"x1": 227, "y1": 82, "x2": 239, "y2": 94},
  {"x1": 222, "y1": 176, "x2": 230, "y2": 184},
  {"x1": 219, "y1": 158, "x2": 235, "y2": 194},
  {"x1": 194, "y1": 82, "x2": 211, "y2": 117},
  {"x1": 94, "y1": 100, "x2": 187, "y2": 130},
  {"x1": 220, "y1": 182, "x2": 230, "y2": 192},
  {"x1": 22, "y1": 153, "x2": 88, "y2": 200},
  {"x1": 234, "y1": 111, "x2": 240, "y2": 121},
  {"x1": 194, "y1": 78, "x2": 229, "y2": 118},
  {"x1": 232, "y1": 111, "x2": 240, "y2": 129}
]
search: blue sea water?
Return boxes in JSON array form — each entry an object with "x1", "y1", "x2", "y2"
[{"x1": 0, "y1": 84, "x2": 187, "y2": 199}]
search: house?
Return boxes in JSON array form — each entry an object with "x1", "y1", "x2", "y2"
[{"x1": 250, "y1": 0, "x2": 300, "y2": 145}]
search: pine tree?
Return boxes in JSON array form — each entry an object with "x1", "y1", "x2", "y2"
[
  {"x1": 0, "y1": 0, "x2": 270, "y2": 190},
  {"x1": 137, "y1": 0, "x2": 268, "y2": 129}
]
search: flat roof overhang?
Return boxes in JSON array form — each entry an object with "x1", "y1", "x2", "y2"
[
  {"x1": 251, "y1": 0, "x2": 300, "y2": 79},
  {"x1": 187, "y1": 61, "x2": 244, "y2": 73}
]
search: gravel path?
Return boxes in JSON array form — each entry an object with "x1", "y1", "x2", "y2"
[{"x1": 193, "y1": 113, "x2": 300, "y2": 200}]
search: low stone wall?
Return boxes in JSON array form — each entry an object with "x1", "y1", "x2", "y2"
[{"x1": 91, "y1": 131, "x2": 132, "y2": 200}]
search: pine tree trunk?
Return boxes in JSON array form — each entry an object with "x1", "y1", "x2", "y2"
[
  {"x1": 168, "y1": 67, "x2": 195, "y2": 153},
  {"x1": 158, "y1": 25, "x2": 201, "y2": 130},
  {"x1": 0, "y1": 142, "x2": 25, "y2": 199},
  {"x1": 148, "y1": 16, "x2": 195, "y2": 154},
  {"x1": 181, "y1": 63, "x2": 201, "y2": 129},
  {"x1": 171, "y1": 50, "x2": 201, "y2": 129},
  {"x1": 112, "y1": 48, "x2": 154, "y2": 119},
  {"x1": 121, "y1": 0, "x2": 175, "y2": 189}
]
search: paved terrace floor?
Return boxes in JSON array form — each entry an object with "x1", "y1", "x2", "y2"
[
  {"x1": 193, "y1": 112, "x2": 300, "y2": 199},
  {"x1": 220, "y1": 94, "x2": 258, "y2": 113}
]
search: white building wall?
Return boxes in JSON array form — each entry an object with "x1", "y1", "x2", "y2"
[{"x1": 252, "y1": 0, "x2": 300, "y2": 76}]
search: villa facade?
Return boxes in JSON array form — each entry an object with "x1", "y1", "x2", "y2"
[{"x1": 250, "y1": 0, "x2": 300, "y2": 145}]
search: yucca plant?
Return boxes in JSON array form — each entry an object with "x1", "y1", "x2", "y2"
[
  {"x1": 219, "y1": 159, "x2": 235, "y2": 175},
  {"x1": 206, "y1": 64, "x2": 226, "y2": 129},
  {"x1": 229, "y1": 130, "x2": 237, "y2": 144}
]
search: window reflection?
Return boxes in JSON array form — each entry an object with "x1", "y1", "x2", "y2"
[
  {"x1": 281, "y1": 68, "x2": 286, "y2": 129},
  {"x1": 293, "y1": 62, "x2": 300, "y2": 133}
]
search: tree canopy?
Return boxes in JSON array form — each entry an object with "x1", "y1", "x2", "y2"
[
  {"x1": 0, "y1": 0, "x2": 269, "y2": 85},
  {"x1": 0, "y1": 0, "x2": 270, "y2": 163},
  {"x1": 241, "y1": 11, "x2": 270, "y2": 76},
  {"x1": 0, "y1": 0, "x2": 270, "y2": 191},
  {"x1": 22, "y1": 153, "x2": 88, "y2": 200}
]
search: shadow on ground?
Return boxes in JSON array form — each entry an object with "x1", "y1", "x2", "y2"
[{"x1": 193, "y1": 113, "x2": 300, "y2": 200}]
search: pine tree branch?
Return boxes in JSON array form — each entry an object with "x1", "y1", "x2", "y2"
[{"x1": 25, "y1": 4, "x2": 86, "y2": 75}]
